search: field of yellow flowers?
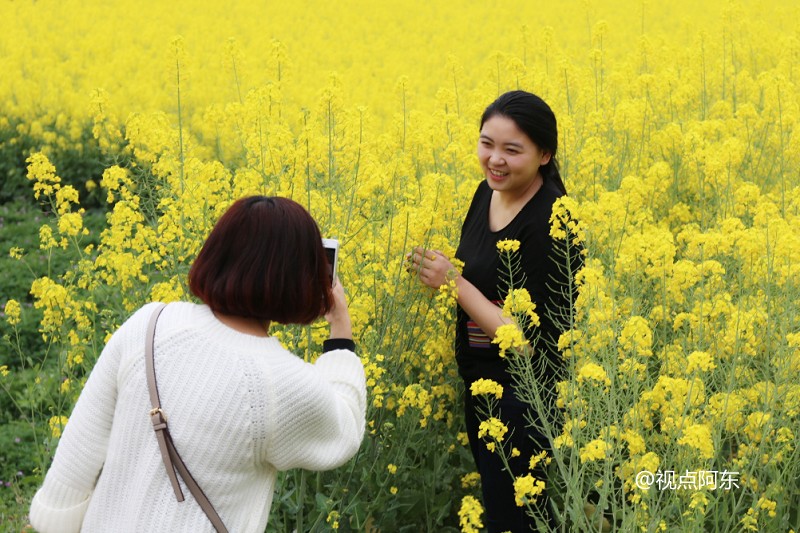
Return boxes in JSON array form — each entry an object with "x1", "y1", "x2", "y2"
[{"x1": 2, "y1": 0, "x2": 800, "y2": 530}]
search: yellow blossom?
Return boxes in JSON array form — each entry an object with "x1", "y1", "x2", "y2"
[
  {"x1": 4, "y1": 299, "x2": 22, "y2": 326},
  {"x1": 501, "y1": 288, "x2": 540, "y2": 326},
  {"x1": 677, "y1": 423, "x2": 715, "y2": 460},
  {"x1": 57, "y1": 211, "x2": 85, "y2": 237},
  {"x1": 478, "y1": 417, "x2": 508, "y2": 442},
  {"x1": 26, "y1": 152, "x2": 61, "y2": 199},
  {"x1": 621, "y1": 429, "x2": 646, "y2": 456},
  {"x1": 685, "y1": 350, "x2": 716, "y2": 373},
  {"x1": 461, "y1": 472, "x2": 481, "y2": 489},
  {"x1": 576, "y1": 362, "x2": 611, "y2": 387},
  {"x1": 469, "y1": 378, "x2": 504, "y2": 399},
  {"x1": 580, "y1": 438, "x2": 610, "y2": 463},
  {"x1": 757, "y1": 497, "x2": 777, "y2": 518},
  {"x1": 743, "y1": 412, "x2": 771, "y2": 443},
  {"x1": 49, "y1": 415, "x2": 69, "y2": 438},
  {"x1": 513, "y1": 474, "x2": 545, "y2": 506},
  {"x1": 496, "y1": 239, "x2": 521, "y2": 253},
  {"x1": 326, "y1": 510, "x2": 340, "y2": 530},
  {"x1": 618, "y1": 316, "x2": 653, "y2": 357},
  {"x1": 529, "y1": 450, "x2": 550, "y2": 470},
  {"x1": 458, "y1": 495, "x2": 484, "y2": 533},
  {"x1": 688, "y1": 491, "x2": 709, "y2": 513},
  {"x1": 492, "y1": 324, "x2": 527, "y2": 357}
]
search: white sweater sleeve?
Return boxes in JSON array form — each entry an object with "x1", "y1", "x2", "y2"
[
  {"x1": 266, "y1": 348, "x2": 367, "y2": 471},
  {"x1": 28, "y1": 306, "x2": 149, "y2": 533}
]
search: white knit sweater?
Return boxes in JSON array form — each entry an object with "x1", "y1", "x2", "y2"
[{"x1": 29, "y1": 302, "x2": 367, "y2": 532}]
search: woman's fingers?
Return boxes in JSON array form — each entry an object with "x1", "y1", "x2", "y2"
[
  {"x1": 407, "y1": 248, "x2": 451, "y2": 288},
  {"x1": 410, "y1": 247, "x2": 438, "y2": 265}
]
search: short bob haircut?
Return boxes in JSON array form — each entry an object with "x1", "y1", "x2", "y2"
[{"x1": 188, "y1": 196, "x2": 333, "y2": 324}]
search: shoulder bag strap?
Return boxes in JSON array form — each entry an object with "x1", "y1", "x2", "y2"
[{"x1": 145, "y1": 303, "x2": 229, "y2": 533}]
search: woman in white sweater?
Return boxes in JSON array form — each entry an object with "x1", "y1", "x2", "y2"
[{"x1": 29, "y1": 196, "x2": 367, "y2": 532}]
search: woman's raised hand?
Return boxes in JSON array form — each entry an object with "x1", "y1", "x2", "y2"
[
  {"x1": 406, "y1": 246, "x2": 456, "y2": 289},
  {"x1": 325, "y1": 277, "x2": 353, "y2": 339}
]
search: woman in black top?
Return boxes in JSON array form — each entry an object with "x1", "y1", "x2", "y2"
[{"x1": 409, "y1": 91, "x2": 577, "y2": 531}]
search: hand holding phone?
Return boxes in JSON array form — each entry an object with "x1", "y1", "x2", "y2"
[{"x1": 325, "y1": 275, "x2": 352, "y2": 339}]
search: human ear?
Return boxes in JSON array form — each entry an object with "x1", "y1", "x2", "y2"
[{"x1": 540, "y1": 152, "x2": 552, "y2": 166}]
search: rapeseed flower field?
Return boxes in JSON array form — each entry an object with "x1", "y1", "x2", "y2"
[{"x1": 1, "y1": 0, "x2": 799, "y2": 530}]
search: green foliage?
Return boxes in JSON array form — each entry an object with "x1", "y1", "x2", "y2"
[
  {"x1": 0, "y1": 201, "x2": 105, "y2": 368},
  {"x1": 0, "y1": 119, "x2": 106, "y2": 207},
  {"x1": 0, "y1": 418, "x2": 43, "y2": 530}
]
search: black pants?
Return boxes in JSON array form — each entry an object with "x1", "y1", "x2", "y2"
[{"x1": 463, "y1": 384, "x2": 555, "y2": 532}]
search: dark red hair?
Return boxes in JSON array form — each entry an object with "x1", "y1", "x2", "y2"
[{"x1": 188, "y1": 196, "x2": 333, "y2": 324}]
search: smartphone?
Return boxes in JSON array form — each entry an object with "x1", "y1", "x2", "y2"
[{"x1": 322, "y1": 238, "x2": 339, "y2": 285}]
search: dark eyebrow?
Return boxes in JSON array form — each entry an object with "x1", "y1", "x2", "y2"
[{"x1": 479, "y1": 134, "x2": 524, "y2": 149}]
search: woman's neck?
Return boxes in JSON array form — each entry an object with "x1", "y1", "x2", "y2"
[
  {"x1": 488, "y1": 174, "x2": 544, "y2": 232},
  {"x1": 212, "y1": 311, "x2": 270, "y2": 337},
  {"x1": 496, "y1": 173, "x2": 543, "y2": 208}
]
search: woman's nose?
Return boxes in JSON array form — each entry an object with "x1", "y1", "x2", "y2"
[{"x1": 489, "y1": 151, "x2": 505, "y2": 166}]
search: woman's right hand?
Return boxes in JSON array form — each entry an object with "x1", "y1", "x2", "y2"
[
  {"x1": 325, "y1": 278, "x2": 353, "y2": 339},
  {"x1": 406, "y1": 247, "x2": 456, "y2": 289}
]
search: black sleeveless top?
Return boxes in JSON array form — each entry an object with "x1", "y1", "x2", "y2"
[{"x1": 454, "y1": 179, "x2": 577, "y2": 385}]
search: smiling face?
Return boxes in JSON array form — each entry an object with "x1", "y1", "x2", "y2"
[{"x1": 477, "y1": 114, "x2": 551, "y2": 199}]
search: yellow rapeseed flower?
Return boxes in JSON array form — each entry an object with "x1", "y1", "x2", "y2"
[
  {"x1": 25, "y1": 152, "x2": 61, "y2": 199},
  {"x1": 618, "y1": 316, "x2": 653, "y2": 358},
  {"x1": 57, "y1": 211, "x2": 85, "y2": 237},
  {"x1": 4, "y1": 299, "x2": 21, "y2": 326},
  {"x1": 501, "y1": 288, "x2": 540, "y2": 326},
  {"x1": 326, "y1": 510, "x2": 340, "y2": 530},
  {"x1": 758, "y1": 497, "x2": 777, "y2": 518},
  {"x1": 478, "y1": 417, "x2": 508, "y2": 442},
  {"x1": 469, "y1": 378, "x2": 503, "y2": 399},
  {"x1": 579, "y1": 438, "x2": 610, "y2": 463},
  {"x1": 496, "y1": 239, "x2": 521, "y2": 253},
  {"x1": 461, "y1": 472, "x2": 481, "y2": 489},
  {"x1": 492, "y1": 324, "x2": 527, "y2": 358},
  {"x1": 529, "y1": 450, "x2": 550, "y2": 470},
  {"x1": 677, "y1": 423, "x2": 715, "y2": 460},
  {"x1": 458, "y1": 495, "x2": 484, "y2": 533},
  {"x1": 48, "y1": 415, "x2": 69, "y2": 438},
  {"x1": 685, "y1": 350, "x2": 716, "y2": 373},
  {"x1": 576, "y1": 362, "x2": 611, "y2": 387},
  {"x1": 513, "y1": 474, "x2": 545, "y2": 506}
]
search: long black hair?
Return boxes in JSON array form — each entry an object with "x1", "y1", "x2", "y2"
[{"x1": 480, "y1": 90, "x2": 567, "y2": 195}]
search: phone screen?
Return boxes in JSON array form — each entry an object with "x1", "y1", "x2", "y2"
[{"x1": 324, "y1": 246, "x2": 336, "y2": 281}]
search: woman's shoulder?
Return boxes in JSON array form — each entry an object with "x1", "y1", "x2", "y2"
[
  {"x1": 474, "y1": 179, "x2": 491, "y2": 198},
  {"x1": 109, "y1": 301, "x2": 211, "y2": 347},
  {"x1": 537, "y1": 178, "x2": 565, "y2": 205},
  {"x1": 125, "y1": 300, "x2": 200, "y2": 327},
  {"x1": 527, "y1": 179, "x2": 564, "y2": 217},
  {"x1": 462, "y1": 180, "x2": 491, "y2": 224}
]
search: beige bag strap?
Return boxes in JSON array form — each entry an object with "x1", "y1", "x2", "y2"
[{"x1": 145, "y1": 304, "x2": 229, "y2": 533}]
